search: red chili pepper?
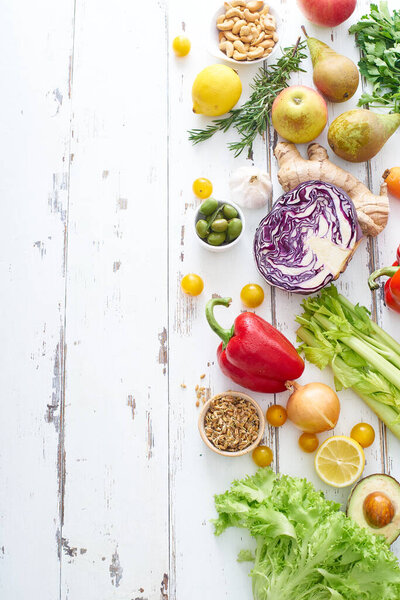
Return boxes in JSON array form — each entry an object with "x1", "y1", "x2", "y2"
[
  {"x1": 369, "y1": 253, "x2": 400, "y2": 314},
  {"x1": 205, "y1": 297, "x2": 305, "y2": 393}
]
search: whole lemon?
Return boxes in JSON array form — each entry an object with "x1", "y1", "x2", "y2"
[{"x1": 192, "y1": 64, "x2": 242, "y2": 117}]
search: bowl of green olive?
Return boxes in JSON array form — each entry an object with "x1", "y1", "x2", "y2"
[{"x1": 194, "y1": 198, "x2": 245, "y2": 252}]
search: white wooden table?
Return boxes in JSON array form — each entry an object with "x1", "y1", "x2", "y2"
[{"x1": 1, "y1": 0, "x2": 399, "y2": 598}]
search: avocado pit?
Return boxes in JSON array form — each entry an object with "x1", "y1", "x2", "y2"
[
  {"x1": 363, "y1": 492, "x2": 395, "y2": 529},
  {"x1": 347, "y1": 473, "x2": 400, "y2": 544}
]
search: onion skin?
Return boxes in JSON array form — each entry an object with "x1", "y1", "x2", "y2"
[{"x1": 286, "y1": 381, "x2": 340, "y2": 433}]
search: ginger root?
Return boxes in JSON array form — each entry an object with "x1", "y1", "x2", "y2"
[{"x1": 274, "y1": 142, "x2": 389, "y2": 237}]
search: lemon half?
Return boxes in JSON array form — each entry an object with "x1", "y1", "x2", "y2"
[
  {"x1": 192, "y1": 64, "x2": 242, "y2": 117},
  {"x1": 315, "y1": 435, "x2": 365, "y2": 488}
]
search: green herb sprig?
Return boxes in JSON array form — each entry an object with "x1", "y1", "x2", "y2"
[
  {"x1": 349, "y1": 1, "x2": 400, "y2": 112},
  {"x1": 188, "y1": 39, "x2": 307, "y2": 158}
]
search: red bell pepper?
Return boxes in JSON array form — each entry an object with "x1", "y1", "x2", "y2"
[
  {"x1": 205, "y1": 297, "x2": 305, "y2": 393},
  {"x1": 368, "y1": 245, "x2": 400, "y2": 314}
]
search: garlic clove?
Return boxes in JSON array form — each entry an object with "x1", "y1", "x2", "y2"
[{"x1": 229, "y1": 166, "x2": 273, "y2": 209}]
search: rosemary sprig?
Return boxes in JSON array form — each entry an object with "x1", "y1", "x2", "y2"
[{"x1": 188, "y1": 39, "x2": 307, "y2": 158}]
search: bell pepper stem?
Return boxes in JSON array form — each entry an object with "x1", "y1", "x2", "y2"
[
  {"x1": 205, "y1": 297, "x2": 235, "y2": 349},
  {"x1": 368, "y1": 266, "x2": 400, "y2": 290}
]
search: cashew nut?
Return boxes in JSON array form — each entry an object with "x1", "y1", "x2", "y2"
[
  {"x1": 225, "y1": 30, "x2": 239, "y2": 41},
  {"x1": 217, "y1": 19, "x2": 235, "y2": 30},
  {"x1": 244, "y1": 8, "x2": 259, "y2": 21},
  {"x1": 233, "y1": 39, "x2": 246, "y2": 52},
  {"x1": 232, "y1": 19, "x2": 247, "y2": 34},
  {"x1": 252, "y1": 31, "x2": 265, "y2": 45},
  {"x1": 246, "y1": 0, "x2": 264, "y2": 11},
  {"x1": 247, "y1": 46, "x2": 264, "y2": 59},
  {"x1": 227, "y1": 40, "x2": 235, "y2": 57},
  {"x1": 218, "y1": 0, "x2": 278, "y2": 59},
  {"x1": 233, "y1": 50, "x2": 248, "y2": 60},
  {"x1": 262, "y1": 21, "x2": 276, "y2": 31},
  {"x1": 259, "y1": 39, "x2": 274, "y2": 48},
  {"x1": 225, "y1": 7, "x2": 244, "y2": 18},
  {"x1": 263, "y1": 15, "x2": 275, "y2": 26}
]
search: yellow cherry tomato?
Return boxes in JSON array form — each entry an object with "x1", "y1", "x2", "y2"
[
  {"x1": 299, "y1": 432, "x2": 319, "y2": 453},
  {"x1": 351, "y1": 423, "x2": 375, "y2": 448},
  {"x1": 172, "y1": 35, "x2": 191, "y2": 57},
  {"x1": 240, "y1": 284, "x2": 265, "y2": 308},
  {"x1": 181, "y1": 273, "x2": 204, "y2": 296},
  {"x1": 192, "y1": 177, "x2": 213, "y2": 199},
  {"x1": 252, "y1": 445, "x2": 273, "y2": 467},
  {"x1": 266, "y1": 404, "x2": 287, "y2": 428}
]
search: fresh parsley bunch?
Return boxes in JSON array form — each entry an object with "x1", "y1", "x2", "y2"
[{"x1": 350, "y1": 1, "x2": 400, "y2": 112}]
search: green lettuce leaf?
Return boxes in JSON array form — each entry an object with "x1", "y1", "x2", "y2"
[{"x1": 214, "y1": 469, "x2": 400, "y2": 600}]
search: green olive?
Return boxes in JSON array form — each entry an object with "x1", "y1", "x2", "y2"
[
  {"x1": 207, "y1": 232, "x2": 226, "y2": 246},
  {"x1": 227, "y1": 218, "x2": 242, "y2": 242},
  {"x1": 196, "y1": 219, "x2": 209, "y2": 239},
  {"x1": 199, "y1": 197, "x2": 219, "y2": 216},
  {"x1": 223, "y1": 204, "x2": 238, "y2": 219},
  {"x1": 211, "y1": 218, "x2": 228, "y2": 233}
]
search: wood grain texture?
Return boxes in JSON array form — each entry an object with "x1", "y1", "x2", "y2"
[
  {"x1": 0, "y1": 0, "x2": 399, "y2": 598},
  {"x1": 59, "y1": 0, "x2": 170, "y2": 597},
  {"x1": 0, "y1": 1, "x2": 75, "y2": 598}
]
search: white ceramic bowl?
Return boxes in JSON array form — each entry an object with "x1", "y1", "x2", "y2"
[
  {"x1": 208, "y1": 2, "x2": 282, "y2": 66},
  {"x1": 194, "y1": 200, "x2": 245, "y2": 253}
]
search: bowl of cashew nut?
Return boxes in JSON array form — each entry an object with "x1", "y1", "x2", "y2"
[{"x1": 210, "y1": 0, "x2": 281, "y2": 64}]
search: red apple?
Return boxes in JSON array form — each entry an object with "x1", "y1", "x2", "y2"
[
  {"x1": 271, "y1": 86, "x2": 327, "y2": 144},
  {"x1": 297, "y1": 0, "x2": 357, "y2": 27}
]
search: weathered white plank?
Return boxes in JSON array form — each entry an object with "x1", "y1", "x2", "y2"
[
  {"x1": 0, "y1": 0, "x2": 75, "y2": 598},
  {"x1": 168, "y1": 1, "x2": 273, "y2": 598},
  {"x1": 59, "y1": 1, "x2": 170, "y2": 598},
  {"x1": 272, "y1": 0, "x2": 385, "y2": 508},
  {"x1": 168, "y1": 1, "x2": 400, "y2": 598},
  {"x1": 2, "y1": 0, "x2": 400, "y2": 598},
  {"x1": 363, "y1": 0, "x2": 400, "y2": 556}
]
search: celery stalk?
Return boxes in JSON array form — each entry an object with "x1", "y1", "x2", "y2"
[
  {"x1": 297, "y1": 325, "x2": 400, "y2": 438},
  {"x1": 296, "y1": 285, "x2": 400, "y2": 440},
  {"x1": 337, "y1": 293, "x2": 400, "y2": 357},
  {"x1": 312, "y1": 313, "x2": 400, "y2": 389}
]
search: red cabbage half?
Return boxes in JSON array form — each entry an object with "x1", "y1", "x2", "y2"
[{"x1": 254, "y1": 181, "x2": 362, "y2": 294}]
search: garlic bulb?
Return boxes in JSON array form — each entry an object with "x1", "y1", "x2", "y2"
[{"x1": 229, "y1": 166, "x2": 272, "y2": 209}]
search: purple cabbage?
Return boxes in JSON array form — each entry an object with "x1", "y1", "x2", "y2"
[{"x1": 253, "y1": 181, "x2": 362, "y2": 294}]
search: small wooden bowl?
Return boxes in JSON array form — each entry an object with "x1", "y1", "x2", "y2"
[{"x1": 198, "y1": 390, "x2": 265, "y2": 457}]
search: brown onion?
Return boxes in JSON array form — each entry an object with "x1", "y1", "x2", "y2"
[{"x1": 285, "y1": 381, "x2": 340, "y2": 433}]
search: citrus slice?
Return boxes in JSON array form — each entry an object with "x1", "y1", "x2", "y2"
[{"x1": 315, "y1": 435, "x2": 365, "y2": 488}]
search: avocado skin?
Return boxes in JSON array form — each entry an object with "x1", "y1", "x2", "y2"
[{"x1": 347, "y1": 473, "x2": 400, "y2": 545}]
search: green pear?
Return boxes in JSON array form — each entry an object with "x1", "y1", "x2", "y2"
[
  {"x1": 328, "y1": 109, "x2": 400, "y2": 162},
  {"x1": 302, "y1": 27, "x2": 359, "y2": 103}
]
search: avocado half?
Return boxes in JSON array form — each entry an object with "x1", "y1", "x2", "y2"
[{"x1": 347, "y1": 474, "x2": 400, "y2": 545}]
